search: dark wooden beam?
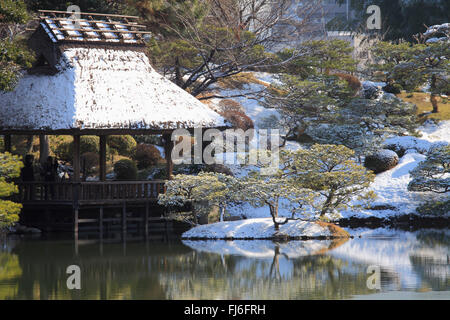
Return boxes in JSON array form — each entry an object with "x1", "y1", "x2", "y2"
[
  {"x1": 3, "y1": 135, "x2": 11, "y2": 152},
  {"x1": 73, "y1": 135, "x2": 81, "y2": 182},
  {"x1": 99, "y1": 135, "x2": 107, "y2": 181}
]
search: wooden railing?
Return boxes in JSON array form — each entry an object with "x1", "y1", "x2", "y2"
[{"x1": 16, "y1": 181, "x2": 166, "y2": 203}]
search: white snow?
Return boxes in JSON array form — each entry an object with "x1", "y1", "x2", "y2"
[
  {"x1": 182, "y1": 239, "x2": 334, "y2": 258},
  {"x1": 0, "y1": 48, "x2": 227, "y2": 131},
  {"x1": 182, "y1": 218, "x2": 332, "y2": 239}
]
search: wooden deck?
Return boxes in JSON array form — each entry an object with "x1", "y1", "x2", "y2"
[
  {"x1": 16, "y1": 180, "x2": 170, "y2": 234},
  {"x1": 17, "y1": 180, "x2": 166, "y2": 204}
]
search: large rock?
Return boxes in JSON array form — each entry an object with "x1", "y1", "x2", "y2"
[
  {"x1": 364, "y1": 149, "x2": 399, "y2": 174},
  {"x1": 361, "y1": 81, "x2": 383, "y2": 100}
]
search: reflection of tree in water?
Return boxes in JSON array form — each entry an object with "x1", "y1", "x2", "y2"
[
  {"x1": 410, "y1": 230, "x2": 450, "y2": 291},
  {"x1": 159, "y1": 240, "x2": 375, "y2": 300},
  {"x1": 0, "y1": 252, "x2": 22, "y2": 300}
]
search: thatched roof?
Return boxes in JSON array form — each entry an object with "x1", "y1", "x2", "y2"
[{"x1": 0, "y1": 14, "x2": 227, "y2": 133}]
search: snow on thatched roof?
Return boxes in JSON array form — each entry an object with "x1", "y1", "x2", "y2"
[{"x1": 0, "y1": 47, "x2": 227, "y2": 131}]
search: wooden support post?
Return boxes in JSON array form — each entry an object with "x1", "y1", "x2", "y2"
[
  {"x1": 73, "y1": 135, "x2": 81, "y2": 182},
  {"x1": 74, "y1": 208, "x2": 79, "y2": 234},
  {"x1": 4, "y1": 135, "x2": 11, "y2": 152},
  {"x1": 99, "y1": 135, "x2": 107, "y2": 181},
  {"x1": 99, "y1": 206, "x2": 104, "y2": 238},
  {"x1": 144, "y1": 202, "x2": 149, "y2": 236},
  {"x1": 163, "y1": 133, "x2": 174, "y2": 180},
  {"x1": 122, "y1": 202, "x2": 127, "y2": 233}
]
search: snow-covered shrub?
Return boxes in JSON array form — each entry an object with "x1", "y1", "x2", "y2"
[
  {"x1": 383, "y1": 136, "x2": 433, "y2": 157},
  {"x1": 416, "y1": 200, "x2": 450, "y2": 216},
  {"x1": 408, "y1": 145, "x2": 450, "y2": 193},
  {"x1": 134, "y1": 144, "x2": 162, "y2": 169},
  {"x1": 107, "y1": 135, "x2": 137, "y2": 157},
  {"x1": 364, "y1": 149, "x2": 399, "y2": 174},
  {"x1": 114, "y1": 159, "x2": 137, "y2": 180}
]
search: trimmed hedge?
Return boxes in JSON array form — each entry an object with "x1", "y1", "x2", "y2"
[
  {"x1": 107, "y1": 135, "x2": 137, "y2": 156},
  {"x1": 114, "y1": 159, "x2": 138, "y2": 180}
]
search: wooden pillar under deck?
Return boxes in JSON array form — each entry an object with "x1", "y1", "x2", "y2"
[
  {"x1": 99, "y1": 135, "x2": 107, "y2": 182},
  {"x1": 99, "y1": 206, "x2": 104, "y2": 238},
  {"x1": 163, "y1": 133, "x2": 174, "y2": 180},
  {"x1": 122, "y1": 202, "x2": 127, "y2": 233},
  {"x1": 144, "y1": 201, "x2": 149, "y2": 236},
  {"x1": 4, "y1": 135, "x2": 11, "y2": 152},
  {"x1": 73, "y1": 135, "x2": 81, "y2": 233}
]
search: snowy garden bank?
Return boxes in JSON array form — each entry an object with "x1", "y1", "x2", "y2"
[{"x1": 182, "y1": 218, "x2": 350, "y2": 240}]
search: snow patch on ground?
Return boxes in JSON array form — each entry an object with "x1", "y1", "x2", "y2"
[{"x1": 182, "y1": 218, "x2": 332, "y2": 239}]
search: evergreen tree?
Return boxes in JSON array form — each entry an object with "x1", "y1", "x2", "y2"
[
  {"x1": 134, "y1": 0, "x2": 319, "y2": 97},
  {"x1": 0, "y1": 152, "x2": 23, "y2": 230},
  {"x1": 390, "y1": 42, "x2": 449, "y2": 113},
  {"x1": 283, "y1": 145, "x2": 376, "y2": 218},
  {"x1": 0, "y1": 0, "x2": 34, "y2": 91},
  {"x1": 158, "y1": 172, "x2": 240, "y2": 224}
]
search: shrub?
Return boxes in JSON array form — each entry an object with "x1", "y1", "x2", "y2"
[
  {"x1": 334, "y1": 72, "x2": 361, "y2": 95},
  {"x1": 114, "y1": 159, "x2": 138, "y2": 180},
  {"x1": 53, "y1": 141, "x2": 72, "y2": 162},
  {"x1": 53, "y1": 136, "x2": 100, "y2": 162},
  {"x1": 383, "y1": 83, "x2": 403, "y2": 94},
  {"x1": 81, "y1": 152, "x2": 99, "y2": 175},
  {"x1": 219, "y1": 109, "x2": 254, "y2": 131},
  {"x1": 364, "y1": 149, "x2": 399, "y2": 174},
  {"x1": 416, "y1": 200, "x2": 450, "y2": 216},
  {"x1": 134, "y1": 144, "x2": 162, "y2": 169},
  {"x1": 218, "y1": 99, "x2": 245, "y2": 113},
  {"x1": 108, "y1": 135, "x2": 137, "y2": 156}
]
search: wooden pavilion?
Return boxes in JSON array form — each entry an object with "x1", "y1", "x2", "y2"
[{"x1": 0, "y1": 10, "x2": 228, "y2": 234}]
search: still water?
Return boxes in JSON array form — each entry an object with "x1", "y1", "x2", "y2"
[{"x1": 0, "y1": 228, "x2": 448, "y2": 300}]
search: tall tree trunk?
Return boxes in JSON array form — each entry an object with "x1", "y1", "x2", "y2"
[
  {"x1": 39, "y1": 135, "x2": 49, "y2": 165},
  {"x1": 270, "y1": 202, "x2": 280, "y2": 231},
  {"x1": 430, "y1": 75, "x2": 439, "y2": 113},
  {"x1": 175, "y1": 56, "x2": 183, "y2": 87},
  {"x1": 25, "y1": 135, "x2": 34, "y2": 154}
]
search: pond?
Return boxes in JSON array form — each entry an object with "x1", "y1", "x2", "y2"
[{"x1": 0, "y1": 228, "x2": 448, "y2": 300}]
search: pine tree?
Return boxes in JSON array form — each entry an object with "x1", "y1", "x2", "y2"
[
  {"x1": 283, "y1": 145, "x2": 376, "y2": 219},
  {"x1": 0, "y1": 152, "x2": 23, "y2": 230},
  {"x1": 158, "y1": 172, "x2": 240, "y2": 224},
  {"x1": 390, "y1": 42, "x2": 449, "y2": 113},
  {"x1": 0, "y1": 0, "x2": 34, "y2": 91}
]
